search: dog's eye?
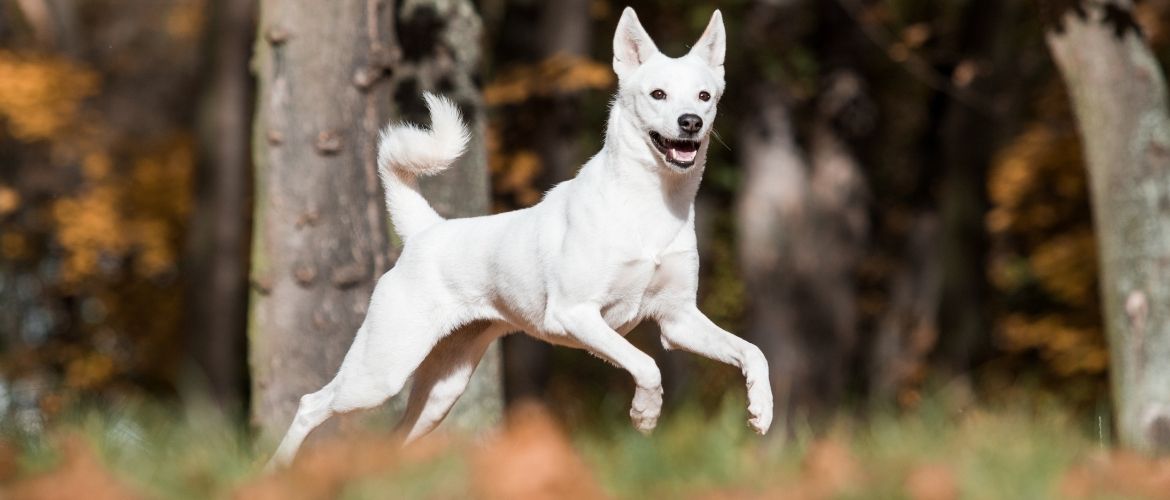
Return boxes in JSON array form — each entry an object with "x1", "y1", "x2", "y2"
[
  {"x1": 699, "y1": 91, "x2": 711, "y2": 102},
  {"x1": 650, "y1": 89, "x2": 667, "y2": 100}
]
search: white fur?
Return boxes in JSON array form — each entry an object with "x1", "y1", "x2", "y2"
[
  {"x1": 377, "y1": 93, "x2": 469, "y2": 241},
  {"x1": 267, "y1": 7, "x2": 772, "y2": 469}
]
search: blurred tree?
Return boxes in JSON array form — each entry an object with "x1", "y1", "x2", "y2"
[
  {"x1": 249, "y1": 0, "x2": 500, "y2": 440},
  {"x1": 498, "y1": 0, "x2": 593, "y2": 405},
  {"x1": 1043, "y1": 0, "x2": 1170, "y2": 454},
  {"x1": 0, "y1": 0, "x2": 204, "y2": 417},
  {"x1": 184, "y1": 0, "x2": 255, "y2": 411},
  {"x1": 736, "y1": 0, "x2": 869, "y2": 429}
]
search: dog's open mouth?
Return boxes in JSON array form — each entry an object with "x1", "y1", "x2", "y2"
[{"x1": 649, "y1": 132, "x2": 700, "y2": 168}]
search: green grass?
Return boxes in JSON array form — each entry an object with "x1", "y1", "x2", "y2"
[{"x1": 0, "y1": 395, "x2": 1117, "y2": 499}]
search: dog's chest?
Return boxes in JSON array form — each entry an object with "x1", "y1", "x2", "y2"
[{"x1": 600, "y1": 247, "x2": 681, "y2": 331}]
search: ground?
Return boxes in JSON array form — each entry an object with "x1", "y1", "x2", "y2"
[{"x1": 2, "y1": 395, "x2": 1169, "y2": 499}]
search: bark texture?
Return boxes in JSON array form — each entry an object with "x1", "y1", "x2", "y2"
[
  {"x1": 1045, "y1": 0, "x2": 1170, "y2": 454},
  {"x1": 250, "y1": 0, "x2": 500, "y2": 439}
]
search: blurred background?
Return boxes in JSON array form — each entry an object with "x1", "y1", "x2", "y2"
[{"x1": 1, "y1": 0, "x2": 1166, "y2": 470}]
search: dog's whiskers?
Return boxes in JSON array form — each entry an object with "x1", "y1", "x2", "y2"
[{"x1": 711, "y1": 129, "x2": 732, "y2": 152}]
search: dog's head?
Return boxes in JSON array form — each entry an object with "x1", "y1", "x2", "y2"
[{"x1": 612, "y1": 7, "x2": 725, "y2": 172}]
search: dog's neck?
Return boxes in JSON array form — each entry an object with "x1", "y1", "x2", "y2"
[{"x1": 584, "y1": 100, "x2": 705, "y2": 220}]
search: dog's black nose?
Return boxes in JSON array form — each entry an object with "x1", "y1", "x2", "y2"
[{"x1": 678, "y1": 114, "x2": 703, "y2": 134}]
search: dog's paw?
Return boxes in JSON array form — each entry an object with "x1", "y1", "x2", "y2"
[
  {"x1": 747, "y1": 401, "x2": 773, "y2": 435},
  {"x1": 630, "y1": 407, "x2": 659, "y2": 434},
  {"x1": 746, "y1": 380, "x2": 773, "y2": 435},
  {"x1": 630, "y1": 385, "x2": 663, "y2": 434}
]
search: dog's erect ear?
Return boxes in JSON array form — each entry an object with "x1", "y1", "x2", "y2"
[
  {"x1": 689, "y1": 10, "x2": 726, "y2": 71},
  {"x1": 613, "y1": 7, "x2": 659, "y2": 79}
]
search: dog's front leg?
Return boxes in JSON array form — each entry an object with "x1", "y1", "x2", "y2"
[
  {"x1": 658, "y1": 305, "x2": 773, "y2": 435},
  {"x1": 554, "y1": 307, "x2": 664, "y2": 433}
]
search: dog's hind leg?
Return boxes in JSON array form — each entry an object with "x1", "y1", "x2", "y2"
[
  {"x1": 266, "y1": 379, "x2": 339, "y2": 470},
  {"x1": 657, "y1": 304, "x2": 773, "y2": 435},
  {"x1": 394, "y1": 321, "x2": 504, "y2": 443},
  {"x1": 266, "y1": 280, "x2": 447, "y2": 469}
]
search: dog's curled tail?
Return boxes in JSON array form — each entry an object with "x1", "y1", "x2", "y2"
[{"x1": 377, "y1": 92, "x2": 469, "y2": 241}]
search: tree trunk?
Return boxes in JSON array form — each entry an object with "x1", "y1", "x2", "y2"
[
  {"x1": 393, "y1": 0, "x2": 502, "y2": 432},
  {"x1": 532, "y1": 0, "x2": 591, "y2": 186},
  {"x1": 737, "y1": 80, "x2": 867, "y2": 430},
  {"x1": 933, "y1": 0, "x2": 1021, "y2": 376},
  {"x1": 736, "y1": 0, "x2": 869, "y2": 430},
  {"x1": 250, "y1": 0, "x2": 500, "y2": 439},
  {"x1": 1044, "y1": 0, "x2": 1170, "y2": 454},
  {"x1": 185, "y1": 0, "x2": 255, "y2": 411},
  {"x1": 870, "y1": 214, "x2": 941, "y2": 401}
]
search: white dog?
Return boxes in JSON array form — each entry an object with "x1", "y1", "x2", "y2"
[{"x1": 268, "y1": 7, "x2": 773, "y2": 468}]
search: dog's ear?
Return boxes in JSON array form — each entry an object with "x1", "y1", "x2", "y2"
[
  {"x1": 689, "y1": 10, "x2": 726, "y2": 73},
  {"x1": 613, "y1": 7, "x2": 659, "y2": 79}
]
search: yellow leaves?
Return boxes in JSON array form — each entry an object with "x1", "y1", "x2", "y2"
[
  {"x1": 990, "y1": 92, "x2": 1105, "y2": 382},
  {"x1": 165, "y1": 0, "x2": 207, "y2": 41},
  {"x1": 53, "y1": 184, "x2": 128, "y2": 282},
  {"x1": 484, "y1": 54, "x2": 614, "y2": 107},
  {"x1": 988, "y1": 118, "x2": 1098, "y2": 306},
  {"x1": 487, "y1": 125, "x2": 545, "y2": 208},
  {"x1": 51, "y1": 138, "x2": 193, "y2": 285},
  {"x1": 987, "y1": 126, "x2": 1085, "y2": 235},
  {"x1": 83, "y1": 152, "x2": 113, "y2": 180},
  {"x1": 1, "y1": 232, "x2": 30, "y2": 260},
  {"x1": 64, "y1": 353, "x2": 116, "y2": 390},
  {"x1": 1029, "y1": 231, "x2": 1097, "y2": 307},
  {"x1": 129, "y1": 218, "x2": 174, "y2": 278},
  {"x1": 0, "y1": 51, "x2": 98, "y2": 141},
  {"x1": 495, "y1": 151, "x2": 543, "y2": 207},
  {"x1": 0, "y1": 184, "x2": 20, "y2": 216},
  {"x1": 1000, "y1": 315, "x2": 1108, "y2": 376}
]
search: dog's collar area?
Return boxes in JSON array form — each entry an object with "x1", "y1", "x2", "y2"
[{"x1": 649, "y1": 131, "x2": 700, "y2": 168}]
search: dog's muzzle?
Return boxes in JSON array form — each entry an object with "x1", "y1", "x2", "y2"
[{"x1": 649, "y1": 131, "x2": 701, "y2": 168}]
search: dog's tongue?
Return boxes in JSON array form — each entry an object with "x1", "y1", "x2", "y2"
[{"x1": 669, "y1": 147, "x2": 697, "y2": 163}]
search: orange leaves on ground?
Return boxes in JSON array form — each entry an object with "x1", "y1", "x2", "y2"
[
  {"x1": 1062, "y1": 451, "x2": 1170, "y2": 499},
  {"x1": 904, "y1": 463, "x2": 958, "y2": 500},
  {"x1": 5, "y1": 436, "x2": 144, "y2": 500},
  {"x1": 238, "y1": 403, "x2": 607, "y2": 500},
  {"x1": 0, "y1": 51, "x2": 98, "y2": 141},
  {"x1": 236, "y1": 434, "x2": 451, "y2": 500},
  {"x1": 798, "y1": 440, "x2": 862, "y2": 497},
  {"x1": 484, "y1": 54, "x2": 614, "y2": 107},
  {"x1": 472, "y1": 402, "x2": 607, "y2": 500}
]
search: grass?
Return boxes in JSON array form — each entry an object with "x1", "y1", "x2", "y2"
[{"x1": 0, "y1": 394, "x2": 1155, "y2": 499}]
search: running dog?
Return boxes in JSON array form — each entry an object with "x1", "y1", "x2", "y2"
[{"x1": 268, "y1": 7, "x2": 773, "y2": 468}]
